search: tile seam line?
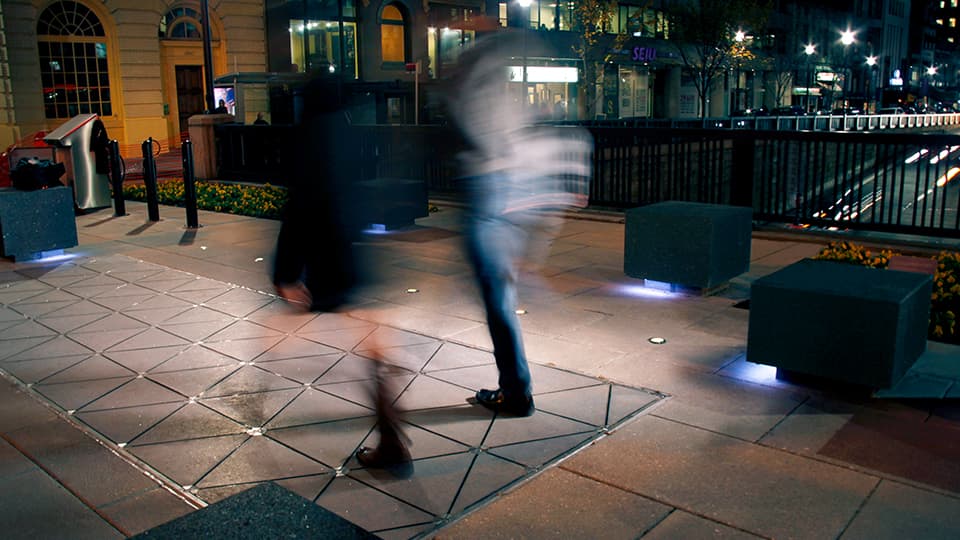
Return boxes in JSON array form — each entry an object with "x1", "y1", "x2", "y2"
[
  {"x1": 0, "y1": 430, "x2": 133, "y2": 537},
  {"x1": 834, "y1": 477, "x2": 883, "y2": 540},
  {"x1": 0, "y1": 369, "x2": 208, "y2": 511},
  {"x1": 649, "y1": 413, "x2": 960, "y2": 501}
]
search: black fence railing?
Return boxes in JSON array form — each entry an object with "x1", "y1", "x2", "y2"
[{"x1": 213, "y1": 123, "x2": 960, "y2": 238}]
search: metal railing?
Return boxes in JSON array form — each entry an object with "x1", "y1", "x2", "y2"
[
  {"x1": 213, "y1": 122, "x2": 960, "y2": 238},
  {"x1": 560, "y1": 112, "x2": 960, "y2": 132}
]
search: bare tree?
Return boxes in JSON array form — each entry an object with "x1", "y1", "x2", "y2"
[
  {"x1": 571, "y1": 0, "x2": 636, "y2": 119},
  {"x1": 666, "y1": 0, "x2": 771, "y2": 117}
]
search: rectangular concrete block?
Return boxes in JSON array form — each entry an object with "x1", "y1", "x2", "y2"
[
  {"x1": 747, "y1": 259, "x2": 933, "y2": 389},
  {"x1": 0, "y1": 186, "x2": 78, "y2": 260},
  {"x1": 357, "y1": 177, "x2": 428, "y2": 230},
  {"x1": 624, "y1": 201, "x2": 752, "y2": 289}
]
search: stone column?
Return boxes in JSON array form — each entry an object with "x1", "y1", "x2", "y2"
[{"x1": 187, "y1": 113, "x2": 234, "y2": 180}]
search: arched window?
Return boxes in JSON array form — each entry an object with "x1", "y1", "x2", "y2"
[
  {"x1": 37, "y1": 1, "x2": 111, "y2": 118},
  {"x1": 159, "y1": 6, "x2": 203, "y2": 39},
  {"x1": 381, "y1": 4, "x2": 406, "y2": 65}
]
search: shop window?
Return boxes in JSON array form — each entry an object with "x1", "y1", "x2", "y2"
[
  {"x1": 159, "y1": 6, "x2": 203, "y2": 39},
  {"x1": 37, "y1": 1, "x2": 112, "y2": 119},
  {"x1": 289, "y1": 19, "x2": 358, "y2": 78},
  {"x1": 426, "y1": 5, "x2": 477, "y2": 79},
  {"x1": 381, "y1": 4, "x2": 407, "y2": 66}
]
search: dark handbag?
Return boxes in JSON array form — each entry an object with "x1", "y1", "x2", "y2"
[{"x1": 11, "y1": 158, "x2": 65, "y2": 191}]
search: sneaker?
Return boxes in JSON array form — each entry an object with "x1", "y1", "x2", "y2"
[{"x1": 474, "y1": 388, "x2": 535, "y2": 417}]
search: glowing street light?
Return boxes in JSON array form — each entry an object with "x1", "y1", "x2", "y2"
[
  {"x1": 735, "y1": 29, "x2": 746, "y2": 42},
  {"x1": 804, "y1": 43, "x2": 816, "y2": 112},
  {"x1": 927, "y1": 65, "x2": 938, "y2": 76},
  {"x1": 840, "y1": 29, "x2": 856, "y2": 46}
]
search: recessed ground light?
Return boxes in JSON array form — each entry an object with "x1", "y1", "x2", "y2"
[
  {"x1": 200, "y1": 246, "x2": 207, "y2": 250},
  {"x1": 254, "y1": 257, "x2": 264, "y2": 262},
  {"x1": 648, "y1": 337, "x2": 667, "y2": 345},
  {"x1": 515, "y1": 309, "x2": 527, "y2": 315},
  {"x1": 406, "y1": 288, "x2": 419, "y2": 293}
]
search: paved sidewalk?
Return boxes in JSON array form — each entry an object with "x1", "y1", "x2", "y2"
[{"x1": 1, "y1": 201, "x2": 959, "y2": 539}]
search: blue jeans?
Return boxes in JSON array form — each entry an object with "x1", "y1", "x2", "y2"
[{"x1": 463, "y1": 176, "x2": 532, "y2": 399}]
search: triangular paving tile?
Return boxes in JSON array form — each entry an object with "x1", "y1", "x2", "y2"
[
  {"x1": 202, "y1": 365, "x2": 303, "y2": 398},
  {"x1": 361, "y1": 342, "x2": 443, "y2": 373},
  {"x1": 0, "y1": 354, "x2": 88, "y2": 384},
  {"x1": 130, "y1": 402, "x2": 247, "y2": 445},
  {"x1": 269, "y1": 417, "x2": 377, "y2": 469},
  {"x1": 0, "y1": 318, "x2": 24, "y2": 332},
  {"x1": 147, "y1": 345, "x2": 240, "y2": 373},
  {"x1": 298, "y1": 326, "x2": 376, "y2": 352},
  {"x1": 147, "y1": 364, "x2": 241, "y2": 398},
  {"x1": 0, "y1": 319, "x2": 58, "y2": 340},
  {"x1": 608, "y1": 384, "x2": 661, "y2": 428},
  {"x1": 122, "y1": 306, "x2": 193, "y2": 325},
  {"x1": 360, "y1": 422, "x2": 470, "y2": 461},
  {"x1": 448, "y1": 452, "x2": 528, "y2": 514},
  {"x1": 316, "y1": 476, "x2": 436, "y2": 532},
  {"x1": 38, "y1": 300, "x2": 112, "y2": 318},
  {"x1": 355, "y1": 327, "x2": 438, "y2": 350},
  {"x1": 422, "y1": 342, "x2": 495, "y2": 372},
  {"x1": 0, "y1": 273, "x2": 51, "y2": 288},
  {"x1": 69, "y1": 312, "x2": 148, "y2": 333},
  {"x1": 483, "y1": 410, "x2": 596, "y2": 448},
  {"x1": 34, "y1": 376, "x2": 134, "y2": 411},
  {"x1": 255, "y1": 354, "x2": 342, "y2": 384},
  {"x1": 201, "y1": 388, "x2": 303, "y2": 427},
  {"x1": 161, "y1": 306, "x2": 237, "y2": 326},
  {"x1": 119, "y1": 293, "x2": 194, "y2": 312},
  {"x1": 170, "y1": 276, "x2": 229, "y2": 292},
  {"x1": 107, "y1": 328, "x2": 192, "y2": 351},
  {"x1": 192, "y1": 484, "x2": 254, "y2": 505},
  {"x1": 0, "y1": 306, "x2": 28, "y2": 322},
  {"x1": 196, "y1": 435, "x2": 330, "y2": 488},
  {"x1": 91, "y1": 293, "x2": 155, "y2": 311},
  {"x1": 244, "y1": 300, "x2": 318, "y2": 333},
  {"x1": 60, "y1": 283, "x2": 123, "y2": 299},
  {"x1": 257, "y1": 336, "x2": 340, "y2": 362},
  {"x1": 62, "y1": 274, "x2": 126, "y2": 290},
  {"x1": 161, "y1": 320, "x2": 237, "y2": 342},
  {"x1": 0, "y1": 288, "x2": 49, "y2": 306},
  {"x1": 202, "y1": 336, "x2": 285, "y2": 362},
  {"x1": 138, "y1": 270, "x2": 194, "y2": 284},
  {"x1": 313, "y1": 375, "x2": 416, "y2": 409},
  {"x1": 3, "y1": 336, "x2": 87, "y2": 362},
  {"x1": 204, "y1": 320, "x2": 285, "y2": 342},
  {"x1": 75, "y1": 401, "x2": 184, "y2": 444},
  {"x1": 104, "y1": 345, "x2": 186, "y2": 373},
  {"x1": 12, "y1": 299, "x2": 79, "y2": 317},
  {"x1": 423, "y1": 364, "x2": 500, "y2": 393},
  {"x1": 81, "y1": 377, "x2": 187, "y2": 411},
  {"x1": 487, "y1": 432, "x2": 595, "y2": 468},
  {"x1": 128, "y1": 434, "x2": 248, "y2": 488},
  {"x1": 265, "y1": 388, "x2": 374, "y2": 429},
  {"x1": 42, "y1": 354, "x2": 137, "y2": 383},
  {"x1": 92, "y1": 283, "x2": 156, "y2": 298},
  {"x1": 402, "y1": 406, "x2": 494, "y2": 448},
  {"x1": 137, "y1": 277, "x2": 199, "y2": 293},
  {"x1": 205, "y1": 298, "x2": 273, "y2": 319},
  {"x1": 205, "y1": 287, "x2": 270, "y2": 306},
  {"x1": 167, "y1": 288, "x2": 231, "y2": 305},
  {"x1": 34, "y1": 312, "x2": 110, "y2": 334},
  {"x1": 298, "y1": 313, "x2": 375, "y2": 333},
  {"x1": 535, "y1": 384, "x2": 611, "y2": 427},
  {"x1": 13, "y1": 288, "x2": 82, "y2": 305},
  {"x1": 68, "y1": 327, "x2": 148, "y2": 353},
  {"x1": 104, "y1": 268, "x2": 167, "y2": 283},
  {"x1": 528, "y1": 363, "x2": 611, "y2": 394},
  {"x1": 368, "y1": 522, "x2": 435, "y2": 540},
  {"x1": 394, "y1": 375, "x2": 476, "y2": 411},
  {"x1": 312, "y1": 353, "x2": 387, "y2": 386},
  {"x1": 274, "y1": 473, "x2": 335, "y2": 502},
  {"x1": 349, "y1": 451, "x2": 473, "y2": 516}
]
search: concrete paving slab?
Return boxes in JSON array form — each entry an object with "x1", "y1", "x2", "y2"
[
  {"x1": 642, "y1": 510, "x2": 764, "y2": 539},
  {"x1": 840, "y1": 480, "x2": 960, "y2": 539}
]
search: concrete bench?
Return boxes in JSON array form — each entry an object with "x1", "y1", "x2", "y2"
[
  {"x1": 356, "y1": 177, "x2": 428, "y2": 230},
  {"x1": 623, "y1": 201, "x2": 752, "y2": 290},
  {"x1": 0, "y1": 186, "x2": 78, "y2": 261},
  {"x1": 746, "y1": 258, "x2": 933, "y2": 389}
]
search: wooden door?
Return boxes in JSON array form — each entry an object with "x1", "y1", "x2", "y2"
[{"x1": 176, "y1": 66, "x2": 204, "y2": 137}]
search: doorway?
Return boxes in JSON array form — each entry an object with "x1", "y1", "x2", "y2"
[{"x1": 176, "y1": 65, "x2": 204, "y2": 138}]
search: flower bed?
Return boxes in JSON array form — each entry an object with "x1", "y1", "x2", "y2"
[
  {"x1": 121, "y1": 178, "x2": 287, "y2": 220},
  {"x1": 815, "y1": 241, "x2": 960, "y2": 344}
]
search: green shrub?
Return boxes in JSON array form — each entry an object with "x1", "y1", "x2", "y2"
[
  {"x1": 122, "y1": 179, "x2": 287, "y2": 220},
  {"x1": 814, "y1": 241, "x2": 960, "y2": 344}
]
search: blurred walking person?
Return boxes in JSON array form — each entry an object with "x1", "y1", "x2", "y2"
[{"x1": 444, "y1": 21, "x2": 592, "y2": 417}]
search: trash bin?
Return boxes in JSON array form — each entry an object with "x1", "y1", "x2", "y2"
[
  {"x1": 43, "y1": 113, "x2": 112, "y2": 210},
  {"x1": 10, "y1": 158, "x2": 65, "y2": 191}
]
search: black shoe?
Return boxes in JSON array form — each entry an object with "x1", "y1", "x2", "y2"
[
  {"x1": 474, "y1": 388, "x2": 535, "y2": 417},
  {"x1": 355, "y1": 437, "x2": 411, "y2": 469}
]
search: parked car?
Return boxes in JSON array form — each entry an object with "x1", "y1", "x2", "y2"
[
  {"x1": 730, "y1": 106, "x2": 768, "y2": 116},
  {"x1": 832, "y1": 107, "x2": 862, "y2": 115},
  {"x1": 877, "y1": 107, "x2": 904, "y2": 115},
  {"x1": 773, "y1": 105, "x2": 806, "y2": 116}
]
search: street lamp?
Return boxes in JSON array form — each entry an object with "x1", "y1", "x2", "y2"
[
  {"x1": 517, "y1": 0, "x2": 532, "y2": 109},
  {"x1": 804, "y1": 43, "x2": 816, "y2": 112},
  {"x1": 838, "y1": 28, "x2": 856, "y2": 109},
  {"x1": 866, "y1": 54, "x2": 878, "y2": 112},
  {"x1": 734, "y1": 29, "x2": 745, "y2": 112}
]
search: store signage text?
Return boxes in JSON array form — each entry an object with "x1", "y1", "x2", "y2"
[{"x1": 632, "y1": 47, "x2": 657, "y2": 62}]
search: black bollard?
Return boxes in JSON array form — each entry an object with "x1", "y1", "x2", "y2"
[
  {"x1": 141, "y1": 138, "x2": 160, "y2": 222},
  {"x1": 182, "y1": 140, "x2": 199, "y2": 229},
  {"x1": 108, "y1": 139, "x2": 126, "y2": 216}
]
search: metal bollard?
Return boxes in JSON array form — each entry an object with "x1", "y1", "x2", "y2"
[
  {"x1": 141, "y1": 138, "x2": 160, "y2": 222},
  {"x1": 182, "y1": 139, "x2": 199, "y2": 229},
  {"x1": 108, "y1": 139, "x2": 126, "y2": 216}
]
